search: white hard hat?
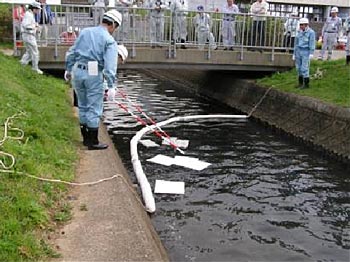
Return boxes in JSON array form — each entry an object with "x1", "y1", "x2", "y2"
[
  {"x1": 67, "y1": 26, "x2": 73, "y2": 33},
  {"x1": 30, "y1": 1, "x2": 42, "y2": 9},
  {"x1": 103, "y1": 9, "x2": 122, "y2": 26},
  {"x1": 74, "y1": 27, "x2": 79, "y2": 32},
  {"x1": 299, "y1": 18, "x2": 309, "y2": 24},
  {"x1": 118, "y1": 44, "x2": 128, "y2": 61},
  {"x1": 331, "y1": 7, "x2": 338, "y2": 13}
]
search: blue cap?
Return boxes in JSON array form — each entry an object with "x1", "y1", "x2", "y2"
[{"x1": 197, "y1": 5, "x2": 204, "y2": 11}]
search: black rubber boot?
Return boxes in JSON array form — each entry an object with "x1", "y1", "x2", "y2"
[
  {"x1": 297, "y1": 76, "x2": 303, "y2": 88},
  {"x1": 346, "y1": 55, "x2": 350, "y2": 65},
  {"x1": 80, "y1": 124, "x2": 89, "y2": 146},
  {"x1": 180, "y1": 39, "x2": 187, "y2": 49},
  {"x1": 87, "y1": 127, "x2": 108, "y2": 150},
  {"x1": 302, "y1": 77, "x2": 310, "y2": 89}
]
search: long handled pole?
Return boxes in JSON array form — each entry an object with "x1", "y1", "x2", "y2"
[
  {"x1": 116, "y1": 89, "x2": 183, "y2": 149},
  {"x1": 112, "y1": 98, "x2": 185, "y2": 154}
]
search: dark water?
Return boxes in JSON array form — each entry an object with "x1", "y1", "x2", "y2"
[{"x1": 104, "y1": 70, "x2": 350, "y2": 262}]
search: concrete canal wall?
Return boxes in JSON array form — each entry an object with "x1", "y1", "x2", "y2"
[{"x1": 142, "y1": 69, "x2": 350, "y2": 162}]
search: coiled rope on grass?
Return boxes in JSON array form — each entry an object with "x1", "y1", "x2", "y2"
[
  {"x1": 0, "y1": 112, "x2": 146, "y2": 209},
  {"x1": 0, "y1": 114, "x2": 129, "y2": 186},
  {"x1": 0, "y1": 112, "x2": 25, "y2": 171}
]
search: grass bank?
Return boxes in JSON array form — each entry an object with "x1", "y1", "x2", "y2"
[
  {"x1": 0, "y1": 52, "x2": 79, "y2": 261},
  {"x1": 257, "y1": 59, "x2": 350, "y2": 107}
]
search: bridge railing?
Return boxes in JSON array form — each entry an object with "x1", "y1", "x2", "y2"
[{"x1": 13, "y1": 4, "x2": 294, "y2": 59}]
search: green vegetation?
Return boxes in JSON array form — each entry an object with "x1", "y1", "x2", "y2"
[
  {"x1": 257, "y1": 59, "x2": 350, "y2": 107},
  {"x1": 0, "y1": 3, "x2": 12, "y2": 42},
  {"x1": 0, "y1": 52, "x2": 79, "y2": 261}
]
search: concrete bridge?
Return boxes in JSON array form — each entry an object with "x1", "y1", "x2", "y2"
[
  {"x1": 13, "y1": 4, "x2": 295, "y2": 72},
  {"x1": 23, "y1": 45, "x2": 293, "y2": 72}
]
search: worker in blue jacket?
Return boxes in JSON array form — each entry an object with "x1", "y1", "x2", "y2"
[
  {"x1": 293, "y1": 18, "x2": 315, "y2": 89},
  {"x1": 65, "y1": 10, "x2": 122, "y2": 150}
]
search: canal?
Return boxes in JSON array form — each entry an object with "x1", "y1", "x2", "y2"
[{"x1": 103, "y1": 70, "x2": 350, "y2": 262}]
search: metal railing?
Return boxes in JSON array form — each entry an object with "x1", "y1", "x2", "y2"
[{"x1": 13, "y1": 4, "x2": 295, "y2": 60}]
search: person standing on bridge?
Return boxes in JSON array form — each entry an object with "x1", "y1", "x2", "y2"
[
  {"x1": 60, "y1": 26, "x2": 77, "y2": 45},
  {"x1": 13, "y1": 4, "x2": 26, "y2": 39},
  {"x1": 170, "y1": 0, "x2": 188, "y2": 49},
  {"x1": 293, "y1": 18, "x2": 315, "y2": 89},
  {"x1": 318, "y1": 7, "x2": 342, "y2": 61},
  {"x1": 221, "y1": 0, "x2": 239, "y2": 51},
  {"x1": 65, "y1": 10, "x2": 122, "y2": 150},
  {"x1": 115, "y1": 0, "x2": 133, "y2": 41},
  {"x1": 147, "y1": 0, "x2": 167, "y2": 47},
  {"x1": 35, "y1": 0, "x2": 54, "y2": 47},
  {"x1": 90, "y1": 0, "x2": 110, "y2": 25},
  {"x1": 250, "y1": 0, "x2": 268, "y2": 50},
  {"x1": 283, "y1": 11, "x2": 299, "y2": 52},
  {"x1": 20, "y1": 1, "x2": 43, "y2": 74},
  {"x1": 193, "y1": 5, "x2": 217, "y2": 51}
]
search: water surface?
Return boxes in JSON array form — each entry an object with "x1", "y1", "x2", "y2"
[{"x1": 104, "y1": 70, "x2": 350, "y2": 262}]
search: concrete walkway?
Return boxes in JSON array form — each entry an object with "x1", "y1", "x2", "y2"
[{"x1": 52, "y1": 125, "x2": 168, "y2": 262}]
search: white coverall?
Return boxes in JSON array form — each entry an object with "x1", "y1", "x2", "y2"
[
  {"x1": 20, "y1": 9, "x2": 41, "y2": 72},
  {"x1": 92, "y1": 0, "x2": 109, "y2": 25},
  {"x1": 221, "y1": 3, "x2": 239, "y2": 49},
  {"x1": 319, "y1": 15, "x2": 342, "y2": 60},
  {"x1": 193, "y1": 12, "x2": 217, "y2": 50},
  {"x1": 170, "y1": 0, "x2": 188, "y2": 43},
  {"x1": 344, "y1": 16, "x2": 350, "y2": 57},
  {"x1": 283, "y1": 16, "x2": 299, "y2": 49},
  {"x1": 147, "y1": 0, "x2": 167, "y2": 45},
  {"x1": 115, "y1": 0, "x2": 133, "y2": 41}
]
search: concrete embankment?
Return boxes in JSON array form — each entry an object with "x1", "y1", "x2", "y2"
[{"x1": 142, "y1": 69, "x2": 350, "y2": 162}]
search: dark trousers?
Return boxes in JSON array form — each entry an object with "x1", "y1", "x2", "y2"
[
  {"x1": 283, "y1": 34, "x2": 295, "y2": 52},
  {"x1": 251, "y1": 20, "x2": 265, "y2": 47}
]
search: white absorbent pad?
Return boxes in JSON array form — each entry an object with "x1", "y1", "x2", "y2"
[
  {"x1": 162, "y1": 137, "x2": 189, "y2": 149},
  {"x1": 139, "y1": 139, "x2": 160, "y2": 148},
  {"x1": 154, "y1": 180, "x2": 185, "y2": 194},
  {"x1": 147, "y1": 154, "x2": 211, "y2": 171}
]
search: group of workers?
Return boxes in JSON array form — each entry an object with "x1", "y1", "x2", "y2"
[
  {"x1": 144, "y1": 0, "x2": 267, "y2": 50},
  {"x1": 16, "y1": 1, "x2": 350, "y2": 148}
]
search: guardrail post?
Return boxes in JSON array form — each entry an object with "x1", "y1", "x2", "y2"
[
  {"x1": 240, "y1": 14, "x2": 246, "y2": 61},
  {"x1": 271, "y1": 16, "x2": 277, "y2": 62},
  {"x1": 169, "y1": 11, "x2": 174, "y2": 59},
  {"x1": 131, "y1": 6, "x2": 136, "y2": 58}
]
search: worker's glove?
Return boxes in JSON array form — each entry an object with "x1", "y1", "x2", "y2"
[
  {"x1": 107, "y1": 87, "x2": 116, "y2": 101},
  {"x1": 292, "y1": 55, "x2": 295, "y2": 60},
  {"x1": 64, "y1": 70, "x2": 71, "y2": 82},
  {"x1": 309, "y1": 54, "x2": 314, "y2": 59}
]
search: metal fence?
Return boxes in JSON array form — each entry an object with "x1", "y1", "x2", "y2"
[{"x1": 13, "y1": 4, "x2": 296, "y2": 55}]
